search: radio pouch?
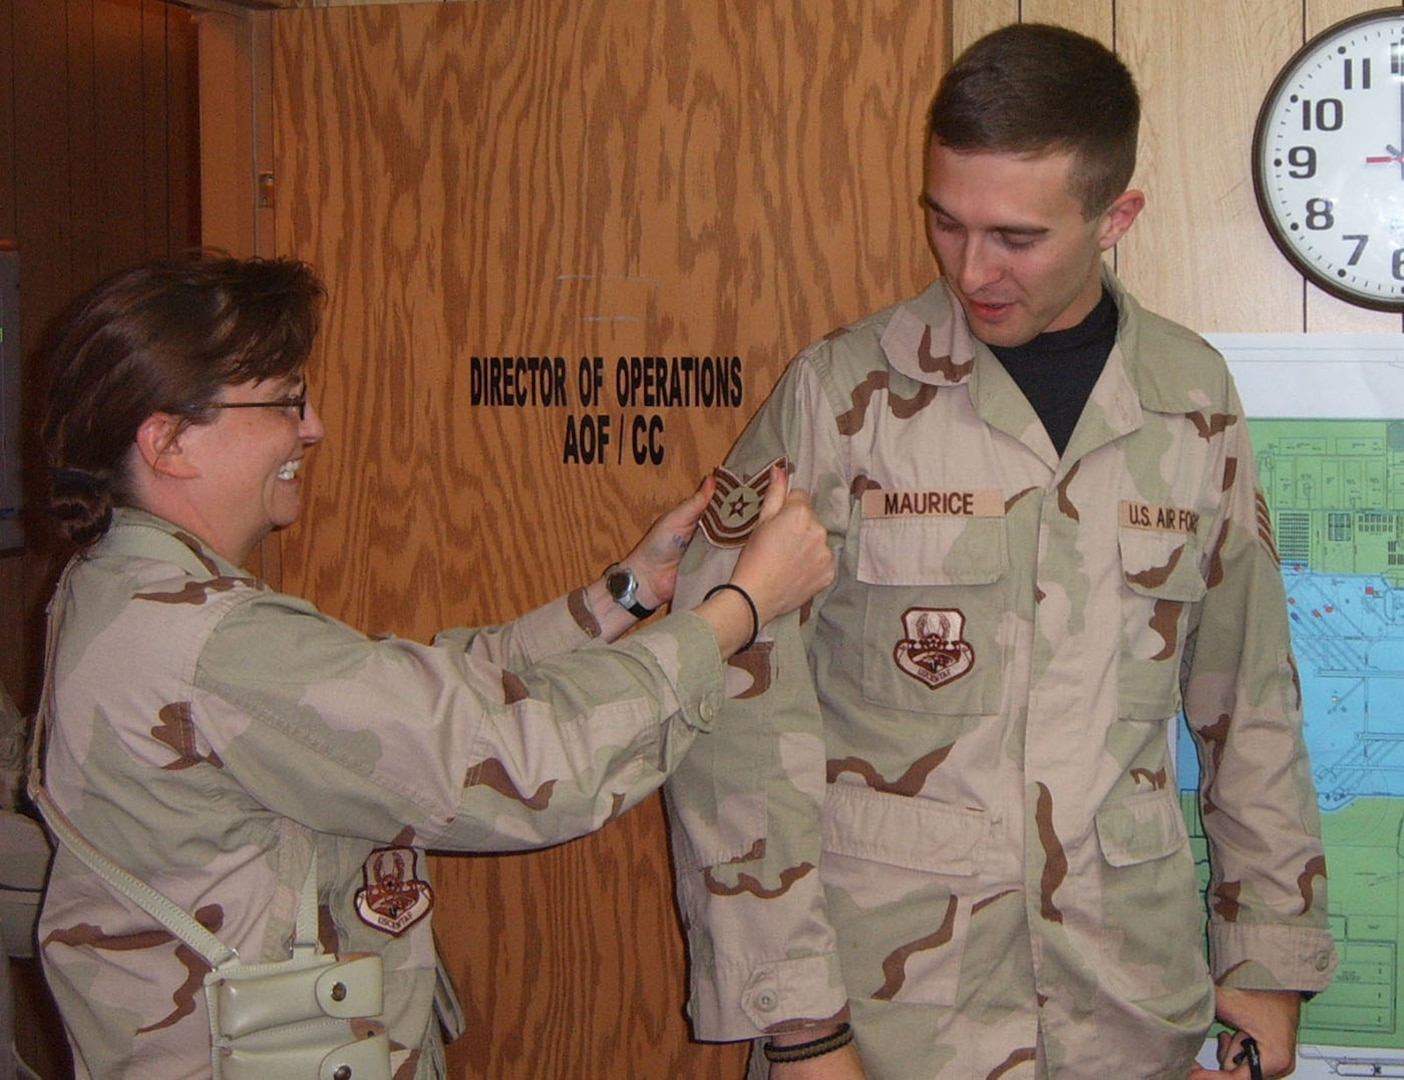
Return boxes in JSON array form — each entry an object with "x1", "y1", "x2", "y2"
[{"x1": 29, "y1": 779, "x2": 391, "y2": 1080}]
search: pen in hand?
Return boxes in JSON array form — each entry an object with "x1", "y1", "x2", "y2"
[{"x1": 1232, "y1": 1035, "x2": 1264, "y2": 1080}]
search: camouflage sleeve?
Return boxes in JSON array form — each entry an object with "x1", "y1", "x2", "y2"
[
  {"x1": 1182, "y1": 383, "x2": 1337, "y2": 993},
  {"x1": 194, "y1": 593, "x2": 727, "y2": 852},
  {"x1": 431, "y1": 589, "x2": 603, "y2": 666},
  {"x1": 665, "y1": 352, "x2": 853, "y2": 1040}
]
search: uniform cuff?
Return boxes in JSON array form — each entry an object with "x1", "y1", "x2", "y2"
[
  {"x1": 1210, "y1": 921, "x2": 1337, "y2": 993},
  {"x1": 688, "y1": 952, "x2": 848, "y2": 1041},
  {"x1": 624, "y1": 610, "x2": 727, "y2": 734}
]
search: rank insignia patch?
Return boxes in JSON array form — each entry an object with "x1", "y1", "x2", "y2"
[
  {"x1": 699, "y1": 458, "x2": 787, "y2": 548},
  {"x1": 894, "y1": 607, "x2": 975, "y2": 690},
  {"x1": 355, "y1": 847, "x2": 434, "y2": 936}
]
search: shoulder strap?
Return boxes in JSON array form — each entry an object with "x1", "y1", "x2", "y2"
[{"x1": 28, "y1": 561, "x2": 319, "y2": 970}]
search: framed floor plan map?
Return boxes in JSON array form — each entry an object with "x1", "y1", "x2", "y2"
[{"x1": 1185, "y1": 333, "x2": 1404, "y2": 1076}]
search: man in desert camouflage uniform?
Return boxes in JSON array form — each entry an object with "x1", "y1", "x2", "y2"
[{"x1": 665, "y1": 24, "x2": 1335, "y2": 1080}]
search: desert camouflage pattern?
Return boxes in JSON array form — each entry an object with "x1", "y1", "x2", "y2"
[
  {"x1": 666, "y1": 271, "x2": 1336, "y2": 1078},
  {"x1": 37, "y1": 508, "x2": 725, "y2": 1079}
]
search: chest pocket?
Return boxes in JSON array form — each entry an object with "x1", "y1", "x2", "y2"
[
  {"x1": 1118, "y1": 526, "x2": 1206, "y2": 720},
  {"x1": 856, "y1": 515, "x2": 1007, "y2": 717}
]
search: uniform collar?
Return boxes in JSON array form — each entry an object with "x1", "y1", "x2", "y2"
[
  {"x1": 98, "y1": 507, "x2": 255, "y2": 582},
  {"x1": 880, "y1": 267, "x2": 1147, "y2": 467}
]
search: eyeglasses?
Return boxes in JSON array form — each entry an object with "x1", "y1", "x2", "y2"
[{"x1": 205, "y1": 380, "x2": 309, "y2": 421}]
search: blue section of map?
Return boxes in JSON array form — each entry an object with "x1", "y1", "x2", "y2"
[{"x1": 1176, "y1": 567, "x2": 1404, "y2": 810}]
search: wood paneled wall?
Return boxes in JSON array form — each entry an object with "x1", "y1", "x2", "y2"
[
  {"x1": 0, "y1": 0, "x2": 199, "y2": 715},
  {"x1": 1, "y1": 2, "x2": 200, "y2": 1075},
  {"x1": 271, "y1": 3, "x2": 947, "y2": 1076},
  {"x1": 956, "y1": 0, "x2": 1403, "y2": 336},
  {"x1": 272, "y1": 2, "x2": 1404, "y2": 1078}
]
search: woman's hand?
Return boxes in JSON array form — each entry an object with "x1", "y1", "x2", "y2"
[
  {"x1": 730, "y1": 464, "x2": 834, "y2": 625},
  {"x1": 696, "y1": 464, "x2": 834, "y2": 657},
  {"x1": 619, "y1": 474, "x2": 717, "y2": 611}
]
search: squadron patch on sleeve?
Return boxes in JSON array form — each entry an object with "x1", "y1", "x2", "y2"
[
  {"x1": 355, "y1": 847, "x2": 434, "y2": 936},
  {"x1": 894, "y1": 607, "x2": 975, "y2": 690},
  {"x1": 698, "y1": 458, "x2": 787, "y2": 548}
]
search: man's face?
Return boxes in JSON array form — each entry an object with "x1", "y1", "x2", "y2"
[{"x1": 921, "y1": 142, "x2": 1143, "y2": 348}]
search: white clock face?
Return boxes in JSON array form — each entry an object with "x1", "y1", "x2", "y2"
[{"x1": 1253, "y1": 9, "x2": 1404, "y2": 311}]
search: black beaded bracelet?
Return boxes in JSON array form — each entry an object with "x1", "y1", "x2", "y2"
[
  {"x1": 761, "y1": 1022, "x2": 854, "y2": 1064},
  {"x1": 703, "y1": 582, "x2": 759, "y2": 652}
]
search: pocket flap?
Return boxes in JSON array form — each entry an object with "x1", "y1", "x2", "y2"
[
  {"x1": 857, "y1": 516, "x2": 1008, "y2": 587},
  {"x1": 319, "y1": 1033, "x2": 391, "y2": 1080},
  {"x1": 210, "y1": 953, "x2": 383, "y2": 1040},
  {"x1": 822, "y1": 783, "x2": 985, "y2": 876},
  {"x1": 1118, "y1": 528, "x2": 1206, "y2": 602},
  {"x1": 1095, "y1": 789, "x2": 1187, "y2": 867},
  {"x1": 316, "y1": 954, "x2": 384, "y2": 1019}
]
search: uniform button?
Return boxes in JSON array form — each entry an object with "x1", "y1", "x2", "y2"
[
  {"x1": 1315, "y1": 953, "x2": 1331, "y2": 971},
  {"x1": 330, "y1": 981, "x2": 348, "y2": 1002},
  {"x1": 754, "y1": 989, "x2": 779, "y2": 1012},
  {"x1": 700, "y1": 700, "x2": 716, "y2": 721}
]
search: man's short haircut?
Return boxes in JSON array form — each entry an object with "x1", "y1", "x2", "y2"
[{"x1": 927, "y1": 23, "x2": 1140, "y2": 218}]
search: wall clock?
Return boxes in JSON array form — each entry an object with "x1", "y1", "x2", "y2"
[{"x1": 1252, "y1": 7, "x2": 1404, "y2": 311}]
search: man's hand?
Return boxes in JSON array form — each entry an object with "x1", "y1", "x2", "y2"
[
  {"x1": 1187, "y1": 987, "x2": 1301, "y2": 1079},
  {"x1": 769, "y1": 1042, "x2": 866, "y2": 1079}
]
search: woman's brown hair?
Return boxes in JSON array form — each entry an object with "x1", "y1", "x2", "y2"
[{"x1": 40, "y1": 254, "x2": 325, "y2": 546}]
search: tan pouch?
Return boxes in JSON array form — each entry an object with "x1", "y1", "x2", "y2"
[
  {"x1": 215, "y1": 1026, "x2": 389, "y2": 1080},
  {"x1": 206, "y1": 950, "x2": 389, "y2": 1080}
]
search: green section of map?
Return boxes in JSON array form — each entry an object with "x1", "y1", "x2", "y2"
[{"x1": 1257, "y1": 419, "x2": 1404, "y2": 585}]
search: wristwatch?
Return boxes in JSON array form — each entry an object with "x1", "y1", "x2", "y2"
[{"x1": 605, "y1": 563, "x2": 656, "y2": 619}]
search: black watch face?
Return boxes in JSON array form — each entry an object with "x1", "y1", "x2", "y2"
[{"x1": 607, "y1": 568, "x2": 633, "y2": 602}]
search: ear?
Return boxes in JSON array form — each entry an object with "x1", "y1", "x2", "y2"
[
  {"x1": 134, "y1": 412, "x2": 200, "y2": 479},
  {"x1": 1097, "y1": 189, "x2": 1145, "y2": 251}
]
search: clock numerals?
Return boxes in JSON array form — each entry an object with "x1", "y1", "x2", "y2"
[
  {"x1": 1303, "y1": 198, "x2": 1334, "y2": 231},
  {"x1": 1333, "y1": 234, "x2": 1404, "y2": 282},
  {"x1": 1341, "y1": 57, "x2": 1371, "y2": 90},
  {"x1": 1285, "y1": 146, "x2": 1316, "y2": 179},
  {"x1": 1299, "y1": 98, "x2": 1343, "y2": 132},
  {"x1": 1337, "y1": 236, "x2": 1404, "y2": 284}
]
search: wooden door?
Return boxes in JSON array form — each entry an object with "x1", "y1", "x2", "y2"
[{"x1": 270, "y1": 2, "x2": 948, "y2": 1075}]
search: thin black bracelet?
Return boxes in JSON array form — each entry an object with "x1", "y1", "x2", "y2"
[
  {"x1": 703, "y1": 582, "x2": 759, "y2": 652},
  {"x1": 762, "y1": 1023, "x2": 854, "y2": 1064}
]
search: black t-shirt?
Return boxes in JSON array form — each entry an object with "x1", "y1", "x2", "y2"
[{"x1": 988, "y1": 288, "x2": 1118, "y2": 457}]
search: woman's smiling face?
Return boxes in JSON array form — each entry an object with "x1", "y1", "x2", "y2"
[{"x1": 175, "y1": 373, "x2": 325, "y2": 563}]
